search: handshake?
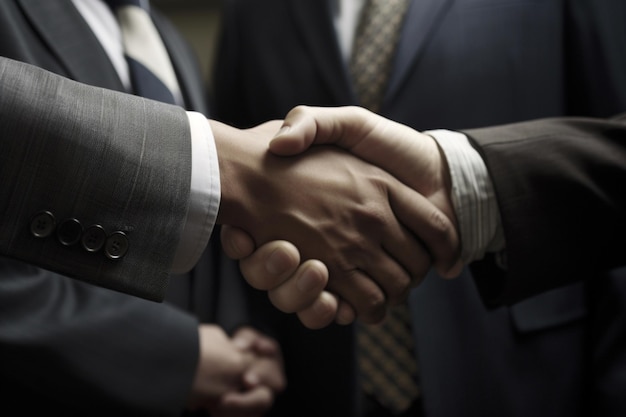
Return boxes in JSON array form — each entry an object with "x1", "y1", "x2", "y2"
[{"x1": 214, "y1": 106, "x2": 466, "y2": 329}]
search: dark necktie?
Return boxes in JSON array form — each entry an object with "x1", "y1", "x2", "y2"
[
  {"x1": 105, "y1": 0, "x2": 181, "y2": 104},
  {"x1": 350, "y1": 0, "x2": 421, "y2": 413}
]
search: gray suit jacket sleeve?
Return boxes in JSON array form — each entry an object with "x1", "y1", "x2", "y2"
[
  {"x1": 0, "y1": 57, "x2": 193, "y2": 301},
  {"x1": 463, "y1": 114, "x2": 626, "y2": 305}
]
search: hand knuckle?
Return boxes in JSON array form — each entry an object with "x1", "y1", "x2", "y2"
[{"x1": 429, "y1": 208, "x2": 453, "y2": 239}]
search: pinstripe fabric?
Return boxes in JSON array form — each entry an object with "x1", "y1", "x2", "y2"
[{"x1": 425, "y1": 129, "x2": 505, "y2": 263}]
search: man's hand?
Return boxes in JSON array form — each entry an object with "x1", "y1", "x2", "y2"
[
  {"x1": 221, "y1": 225, "x2": 346, "y2": 329},
  {"x1": 212, "y1": 119, "x2": 450, "y2": 323},
  {"x1": 187, "y1": 325, "x2": 252, "y2": 410},
  {"x1": 209, "y1": 327, "x2": 286, "y2": 417},
  {"x1": 187, "y1": 325, "x2": 286, "y2": 417},
  {"x1": 219, "y1": 106, "x2": 464, "y2": 328},
  {"x1": 270, "y1": 105, "x2": 463, "y2": 277}
]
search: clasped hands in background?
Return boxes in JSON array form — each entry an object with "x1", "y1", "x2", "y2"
[{"x1": 215, "y1": 106, "x2": 464, "y2": 329}]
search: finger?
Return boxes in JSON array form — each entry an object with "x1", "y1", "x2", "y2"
[
  {"x1": 231, "y1": 327, "x2": 280, "y2": 357},
  {"x1": 212, "y1": 386, "x2": 273, "y2": 417},
  {"x1": 336, "y1": 187, "x2": 424, "y2": 306},
  {"x1": 327, "y1": 269, "x2": 387, "y2": 324},
  {"x1": 355, "y1": 247, "x2": 413, "y2": 307},
  {"x1": 270, "y1": 106, "x2": 376, "y2": 155},
  {"x1": 239, "y1": 240, "x2": 301, "y2": 290},
  {"x1": 388, "y1": 180, "x2": 462, "y2": 279},
  {"x1": 231, "y1": 327, "x2": 258, "y2": 352},
  {"x1": 248, "y1": 334, "x2": 280, "y2": 357},
  {"x1": 269, "y1": 106, "x2": 320, "y2": 155},
  {"x1": 440, "y1": 258, "x2": 465, "y2": 279},
  {"x1": 381, "y1": 181, "x2": 435, "y2": 289},
  {"x1": 381, "y1": 232, "x2": 431, "y2": 291},
  {"x1": 221, "y1": 225, "x2": 256, "y2": 260},
  {"x1": 335, "y1": 299, "x2": 357, "y2": 325},
  {"x1": 296, "y1": 291, "x2": 340, "y2": 329},
  {"x1": 267, "y1": 259, "x2": 329, "y2": 313},
  {"x1": 244, "y1": 360, "x2": 286, "y2": 392},
  {"x1": 378, "y1": 184, "x2": 433, "y2": 298}
]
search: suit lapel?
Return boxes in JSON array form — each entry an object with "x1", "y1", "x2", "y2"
[
  {"x1": 17, "y1": 0, "x2": 125, "y2": 91},
  {"x1": 384, "y1": 0, "x2": 455, "y2": 106},
  {"x1": 289, "y1": 0, "x2": 355, "y2": 103}
]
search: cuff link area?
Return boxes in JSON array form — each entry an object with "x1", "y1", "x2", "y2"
[{"x1": 30, "y1": 211, "x2": 129, "y2": 260}]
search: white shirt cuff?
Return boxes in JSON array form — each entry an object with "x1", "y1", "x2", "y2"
[
  {"x1": 424, "y1": 129, "x2": 504, "y2": 263},
  {"x1": 170, "y1": 111, "x2": 221, "y2": 273}
]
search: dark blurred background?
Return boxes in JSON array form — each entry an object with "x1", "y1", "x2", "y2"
[{"x1": 153, "y1": 0, "x2": 222, "y2": 89}]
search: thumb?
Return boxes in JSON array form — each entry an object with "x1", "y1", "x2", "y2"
[
  {"x1": 220, "y1": 225, "x2": 256, "y2": 260},
  {"x1": 269, "y1": 106, "x2": 319, "y2": 155},
  {"x1": 270, "y1": 105, "x2": 375, "y2": 155}
]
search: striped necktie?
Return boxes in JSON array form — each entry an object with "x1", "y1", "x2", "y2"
[
  {"x1": 350, "y1": 0, "x2": 421, "y2": 413},
  {"x1": 105, "y1": 0, "x2": 181, "y2": 104}
]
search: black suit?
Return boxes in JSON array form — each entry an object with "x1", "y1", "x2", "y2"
[
  {"x1": 466, "y1": 114, "x2": 626, "y2": 304},
  {"x1": 0, "y1": 1, "x2": 243, "y2": 415},
  {"x1": 213, "y1": 1, "x2": 626, "y2": 416}
]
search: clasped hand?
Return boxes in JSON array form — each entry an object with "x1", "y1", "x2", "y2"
[
  {"x1": 216, "y1": 106, "x2": 463, "y2": 328},
  {"x1": 187, "y1": 325, "x2": 285, "y2": 416}
]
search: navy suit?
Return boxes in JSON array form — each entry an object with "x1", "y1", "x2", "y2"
[{"x1": 213, "y1": 1, "x2": 626, "y2": 416}]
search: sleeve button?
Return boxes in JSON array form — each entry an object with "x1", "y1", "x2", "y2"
[
  {"x1": 30, "y1": 211, "x2": 56, "y2": 238},
  {"x1": 82, "y1": 225, "x2": 107, "y2": 253},
  {"x1": 57, "y1": 218, "x2": 83, "y2": 246},
  {"x1": 105, "y1": 231, "x2": 129, "y2": 260}
]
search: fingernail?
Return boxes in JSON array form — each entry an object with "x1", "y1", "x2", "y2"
[
  {"x1": 296, "y1": 268, "x2": 320, "y2": 293},
  {"x1": 273, "y1": 125, "x2": 290, "y2": 138},
  {"x1": 266, "y1": 247, "x2": 291, "y2": 275},
  {"x1": 233, "y1": 337, "x2": 250, "y2": 350}
]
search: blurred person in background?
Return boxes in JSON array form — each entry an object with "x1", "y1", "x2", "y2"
[{"x1": 213, "y1": 1, "x2": 626, "y2": 416}]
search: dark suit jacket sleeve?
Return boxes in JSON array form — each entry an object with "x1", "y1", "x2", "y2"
[
  {"x1": 0, "y1": 259, "x2": 200, "y2": 415},
  {"x1": 462, "y1": 114, "x2": 626, "y2": 305},
  {"x1": 0, "y1": 57, "x2": 193, "y2": 301}
]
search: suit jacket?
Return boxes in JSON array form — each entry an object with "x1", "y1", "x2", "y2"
[
  {"x1": 213, "y1": 1, "x2": 626, "y2": 416},
  {"x1": 0, "y1": 0, "x2": 208, "y2": 301},
  {"x1": 0, "y1": 1, "x2": 241, "y2": 415},
  {"x1": 465, "y1": 114, "x2": 626, "y2": 305}
]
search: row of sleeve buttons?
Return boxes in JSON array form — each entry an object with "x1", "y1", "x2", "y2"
[{"x1": 30, "y1": 211, "x2": 129, "y2": 259}]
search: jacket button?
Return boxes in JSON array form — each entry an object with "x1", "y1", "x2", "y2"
[
  {"x1": 105, "y1": 231, "x2": 129, "y2": 260},
  {"x1": 57, "y1": 218, "x2": 83, "y2": 246},
  {"x1": 30, "y1": 211, "x2": 56, "y2": 238},
  {"x1": 82, "y1": 225, "x2": 106, "y2": 253}
]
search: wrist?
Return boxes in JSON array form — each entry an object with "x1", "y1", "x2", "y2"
[
  {"x1": 433, "y1": 138, "x2": 459, "y2": 230},
  {"x1": 425, "y1": 129, "x2": 500, "y2": 263},
  {"x1": 210, "y1": 120, "x2": 260, "y2": 227}
]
